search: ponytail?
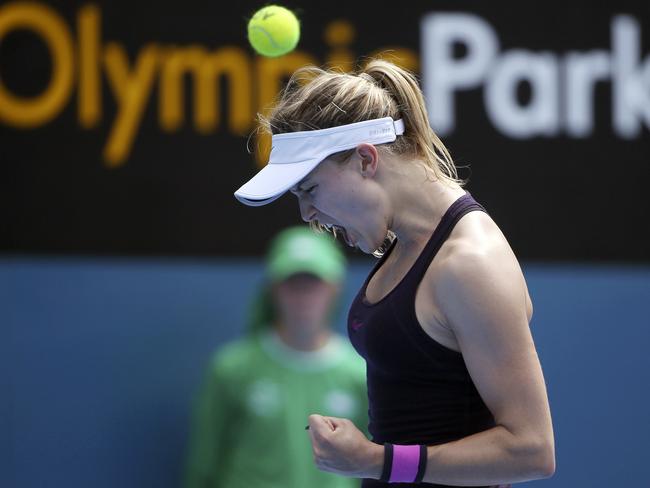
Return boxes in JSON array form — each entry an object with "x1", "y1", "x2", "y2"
[{"x1": 361, "y1": 59, "x2": 462, "y2": 185}]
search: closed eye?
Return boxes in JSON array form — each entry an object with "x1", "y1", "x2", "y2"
[{"x1": 290, "y1": 184, "x2": 317, "y2": 198}]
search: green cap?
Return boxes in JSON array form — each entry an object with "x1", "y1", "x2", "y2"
[{"x1": 266, "y1": 227, "x2": 346, "y2": 283}]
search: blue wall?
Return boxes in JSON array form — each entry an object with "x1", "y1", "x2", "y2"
[{"x1": 2, "y1": 258, "x2": 649, "y2": 487}]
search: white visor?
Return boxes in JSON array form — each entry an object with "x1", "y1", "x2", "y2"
[{"x1": 234, "y1": 117, "x2": 405, "y2": 206}]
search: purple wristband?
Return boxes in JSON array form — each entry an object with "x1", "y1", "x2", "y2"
[{"x1": 389, "y1": 444, "x2": 421, "y2": 483}]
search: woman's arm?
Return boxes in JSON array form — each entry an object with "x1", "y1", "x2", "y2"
[
  {"x1": 414, "y1": 242, "x2": 555, "y2": 485},
  {"x1": 307, "y1": 240, "x2": 555, "y2": 485}
]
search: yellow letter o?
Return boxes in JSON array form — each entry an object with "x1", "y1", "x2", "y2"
[{"x1": 0, "y1": 2, "x2": 74, "y2": 127}]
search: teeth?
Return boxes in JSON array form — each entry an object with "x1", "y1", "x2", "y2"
[{"x1": 323, "y1": 223, "x2": 352, "y2": 246}]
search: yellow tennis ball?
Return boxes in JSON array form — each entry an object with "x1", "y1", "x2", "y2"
[{"x1": 247, "y1": 5, "x2": 300, "y2": 57}]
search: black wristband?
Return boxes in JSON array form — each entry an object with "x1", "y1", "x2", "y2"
[
  {"x1": 379, "y1": 443, "x2": 394, "y2": 482},
  {"x1": 414, "y1": 444, "x2": 427, "y2": 483}
]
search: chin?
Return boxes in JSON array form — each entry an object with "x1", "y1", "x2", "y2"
[
  {"x1": 358, "y1": 237, "x2": 381, "y2": 256},
  {"x1": 352, "y1": 227, "x2": 387, "y2": 255},
  {"x1": 357, "y1": 242, "x2": 372, "y2": 254}
]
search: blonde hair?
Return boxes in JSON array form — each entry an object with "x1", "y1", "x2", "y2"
[{"x1": 257, "y1": 58, "x2": 464, "y2": 254}]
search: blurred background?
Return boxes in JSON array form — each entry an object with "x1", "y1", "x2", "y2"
[{"x1": 1, "y1": 0, "x2": 649, "y2": 487}]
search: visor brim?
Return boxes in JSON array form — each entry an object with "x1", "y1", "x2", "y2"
[{"x1": 234, "y1": 158, "x2": 322, "y2": 207}]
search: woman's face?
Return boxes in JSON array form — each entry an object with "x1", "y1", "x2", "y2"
[{"x1": 290, "y1": 146, "x2": 389, "y2": 254}]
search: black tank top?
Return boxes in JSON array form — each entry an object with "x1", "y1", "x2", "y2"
[{"x1": 348, "y1": 192, "x2": 497, "y2": 488}]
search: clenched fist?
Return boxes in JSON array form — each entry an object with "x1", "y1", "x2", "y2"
[{"x1": 306, "y1": 414, "x2": 384, "y2": 479}]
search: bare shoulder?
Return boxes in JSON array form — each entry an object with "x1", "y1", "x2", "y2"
[
  {"x1": 426, "y1": 211, "x2": 533, "y2": 326},
  {"x1": 439, "y1": 210, "x2": 509, "y2": 258}
]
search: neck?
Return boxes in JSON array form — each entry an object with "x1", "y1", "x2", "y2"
[{"x1": 383, "y1": 160, "x2": 465, "y2": 250}]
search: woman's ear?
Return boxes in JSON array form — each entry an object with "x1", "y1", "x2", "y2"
[{"x1": 356, "y1": 143, "x2": 379, "y2": 177}]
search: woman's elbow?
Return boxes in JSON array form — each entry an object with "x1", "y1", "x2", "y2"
[
  {"x1": 509, "y1": 432, "x2": 555, "y2": 480},
  {"x1": 527, "y1": 437, "x2": 556, "y2": 479},
  {"x1": 539, "y1": 442, "x2": 556, "y2": 479}
]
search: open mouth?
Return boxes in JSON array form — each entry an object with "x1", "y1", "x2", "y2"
[{"x1": 322, "y1": 222, "x2": 354, "y2": 247}]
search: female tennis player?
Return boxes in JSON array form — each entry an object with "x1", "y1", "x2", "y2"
[{"x1": 234, "y1": 59, "x2": 555, "y2": 487}]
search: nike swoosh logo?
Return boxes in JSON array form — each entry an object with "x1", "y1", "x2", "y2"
[{"x1": 351, "y1": 319, "x2": 364, "y2": 331}]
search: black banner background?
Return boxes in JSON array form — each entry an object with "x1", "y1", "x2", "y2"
[{"x1": 1, "y1": 0, "x2": 648, "y2": 260}]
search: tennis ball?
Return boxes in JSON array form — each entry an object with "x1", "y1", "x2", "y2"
[{"x1": 247, "y1": 5, "x2": 300, "y2": 57}]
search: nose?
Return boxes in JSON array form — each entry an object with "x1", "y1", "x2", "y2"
[{"x1": 298, "y1": 197, "x2": 315, "y2": 223}]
